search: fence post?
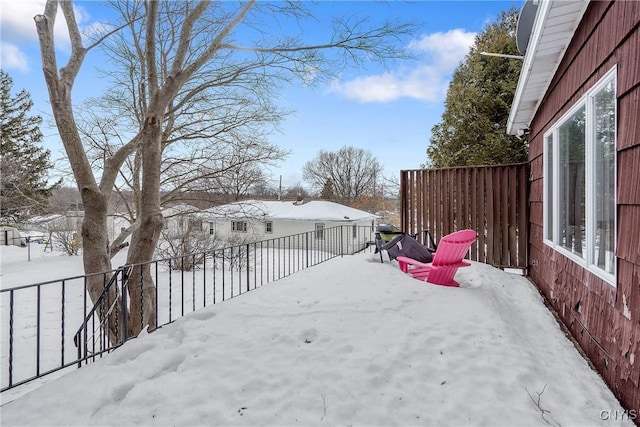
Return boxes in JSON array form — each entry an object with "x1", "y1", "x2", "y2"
[
  {"x1": 121, "y1": 278, "x2": 128, "y2": 345},
  {"x1": 246, "y1": 243, "x2": 250, "y2": 292}
]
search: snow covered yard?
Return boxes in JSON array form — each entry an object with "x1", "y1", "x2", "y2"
[{"x1": 0, "y1": 247, "x2": 634, "y2": 426}]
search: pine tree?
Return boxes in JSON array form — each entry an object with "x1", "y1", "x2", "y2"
[
  {"x1": 426, "y1": 7, "x2": 528, "y2": 168},
  {"x1": 0, "y1": 70, "x2": 57, "y2": 221}
]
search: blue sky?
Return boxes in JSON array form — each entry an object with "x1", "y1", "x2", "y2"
[{"x1": 1, "y1": 0, "x2": 519, "y2": 191}]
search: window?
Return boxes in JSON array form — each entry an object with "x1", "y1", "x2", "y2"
[
  {"x1": 209, "y1": 222, "x2": 214, "y2": 235},
  {"x1": 231, "y1": 221, "x2": 248, "y2": 233},
  {"x1": 189, "y1": 219, "x2": 202, "y2": 232},
  {"x1": 352, "y1": 224, "x2": 357, "y2": 239},
  {"x1": 265, "y1": 221, "x2": 273, "y2": 234},
  {"x1": 315, "y1": 223, "x2": 325, "y2": 240},
  {"x1": 544, "y1": 66, "x2": 616, "y2": 284}
]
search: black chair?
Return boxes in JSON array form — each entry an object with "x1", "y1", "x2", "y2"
[{"x1": 374, "y1": 227, "x2": 438, "y2": 263}]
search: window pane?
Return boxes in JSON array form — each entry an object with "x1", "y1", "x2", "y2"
[
  {"x1": 592, "y1": 80, "x2": 616, "y2": 274},
  {"x1": 545, "y1": 133, "x2": 554, "y2": 241},
  {"x1": 558, "y1": 106, "x2": 585, "y2": 257}
]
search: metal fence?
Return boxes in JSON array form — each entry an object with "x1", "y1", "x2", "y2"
[{"x1": 1, "y1": 225, "x2": 375, "y2": 393}]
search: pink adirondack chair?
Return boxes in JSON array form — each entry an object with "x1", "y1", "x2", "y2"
[{"x1": 396, "y1": 229, "x2": 477, "y2": 287}]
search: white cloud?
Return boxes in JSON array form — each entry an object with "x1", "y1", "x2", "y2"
[
  {"x1": 408, "y1": 28, "x2": 477, "y2": 69},
  {"x1": 0, "y1": 1, "x2": 103, "y2": 70},
  {"x1": 330, "y1": 29, "x2": 476, "y2": 103},
  {"x1": 0, "y1": 0, "x2": 47, "y2": 43},
  {"x1": 1, "y1": 42, "x2": 29, "y2": 71}
]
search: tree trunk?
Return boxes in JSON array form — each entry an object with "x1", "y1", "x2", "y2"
[
  {"x1": 35, "y1": 4, "x2": 124, "y2": 344},
  {"x1": 125, "y1": 114, "x2": 164, "y2": 335}
]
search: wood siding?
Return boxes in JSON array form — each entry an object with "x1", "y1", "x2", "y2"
[
  {"x1": 528, "y1": 0, "x2": 640, "y2": 414},
  {"x1": 400, "y1": 164, "x2": 529, "y2": 271}
]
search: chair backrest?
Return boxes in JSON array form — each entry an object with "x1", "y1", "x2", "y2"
[
  {"x1": 431, "y1": 229, "x2": 476, "y2": 266},
  {"x1": 382, "y1": 233, "x2": 433, "y2": 263},
  {"x1": 377, "y1": 224, "x2": 403, "y2": 241}
]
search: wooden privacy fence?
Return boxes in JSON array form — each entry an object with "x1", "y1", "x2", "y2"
[{"x1": 400, "y1": 163, "x2": 530, "y2": 271}]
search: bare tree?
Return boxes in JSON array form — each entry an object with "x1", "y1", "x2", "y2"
[
  {"x1": 283, "y1": 182, "x2": 310, "y2": 200},
  {"x1": 34, "y1": 0, "x2": 416, "y2": 335},
  {"x1": 188, "y1": 144, "x2": 282, "y2": 203},
  {"x1": 48, "y1": 187, "x2": 81, "y2": 213},
  {"x1": 303, "y1": 146, "x2": 383, "y2": 207}
]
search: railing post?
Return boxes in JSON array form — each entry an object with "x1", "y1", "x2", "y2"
[
  {"x1": 121, "y1": 279, "x2": 128, "y2": 344},
  {"x1": 8, "y1": 290, "x2": 14, "y2": 387},
  {"x1": 305, "y1": 233, "x2": 309, "y2": 268},
  {"x1": 36, "y1": 285, "x2": 41, "y2": 377},
  {"x1": 246, "y1": 244, "x2": 250, "y2": 292}
]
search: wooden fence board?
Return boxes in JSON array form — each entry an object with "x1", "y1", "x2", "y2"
[
  {"x1": 486, "y1": 169, "x2": 495, "y2": 265},
  {"x1": 471, "y1": 168, "x2": 478, "y2": 260},
  {"x1": 477, "y1": 168, "x2": 487, "y2": 263},
  {"x1": 502, "y1": 167, "x2": 510, "y2": 265}
]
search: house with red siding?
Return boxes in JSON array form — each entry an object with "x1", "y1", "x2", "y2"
[{"x1": 507, "y1": 0, "x2": 639, "y2": 414}]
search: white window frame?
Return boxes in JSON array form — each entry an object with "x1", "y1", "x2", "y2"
[
  {"x1": 231, "y1": 221, "x2": 248, "y2": 233},
  {"x1": 543, "y1": 66, "x2": 617, "y2": 286},
  {"x1": 209, "y1": 222, "x2": 214, "y2": 235},
  {"x1": 315, "y1": 223, "x2": 325, "y2": 240},
  {"x1": 265, "y1": 221, "x2": 273, "y2": 234}
]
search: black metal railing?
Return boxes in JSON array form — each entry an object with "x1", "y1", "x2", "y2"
[
  {"x1": 1, "y1": 225, "x2": 375, "y2": 393},
  {"x1": 73, "y1": 266, "x2": 131, "y2": 368}
]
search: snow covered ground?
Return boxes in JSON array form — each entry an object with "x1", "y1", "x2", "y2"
[{"x1": 0, "y1": 244, "x2": 635, "y2": 426}]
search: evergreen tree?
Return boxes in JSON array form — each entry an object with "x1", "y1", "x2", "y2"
[
  {"x1": 426, "y1": 7, "x2": 528, "y2": 168},
  {"x1": 0, "y1": 70, "x2": 57, "y2": 221}
]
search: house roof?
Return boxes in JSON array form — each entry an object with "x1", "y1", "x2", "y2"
[
  {"x1": 204, "y1": 200, "x2": 377, "y2": 222},
  {"x1": 25, "y1": 214, "x2": 65, "y2": 225},
  {"x1": 161, "y1": 203, "x2": 200, "y2": 217},
  {"x1": 507, "y1": 0, "x2": 590, "y2": 135}
]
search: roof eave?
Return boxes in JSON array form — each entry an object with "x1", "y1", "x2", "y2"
[{"x1": 507, "y1": 0, "x2": 590, "y2": 135}]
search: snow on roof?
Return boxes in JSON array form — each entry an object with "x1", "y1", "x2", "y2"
[
  {"x1": 204, "y1": 200, "x2": 377, "y2": 222},
  {"x1": 25, "y1": 214, "x2": 64, "y2": 224},
  {"x1": 161, "y1": 203, "x2": 200, "y2": 216}
]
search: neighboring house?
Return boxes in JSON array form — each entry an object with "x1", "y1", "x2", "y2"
[
  {"x1": 0, "y1": 226, "x2": 24, "y2": 246},
  {"x1": 161, "y1": 203, "x2": 203, "y2": 236},
  {"x1": 23, "y1": 213, "x2": 83, "y2": 234},
  {"x1": 21, "y1": 211, "x2": 130, "y2": 243},
  {"x1": 202, "y1": 199, "x2": 377, "y2": 253},
  {"x1": 507, "y1": 0, "x2": 639, "y2": 412}
]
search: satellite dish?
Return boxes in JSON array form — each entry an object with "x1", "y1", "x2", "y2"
[{"x1": 516, "y1": 0, "x2": 539, "y2": 55}]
